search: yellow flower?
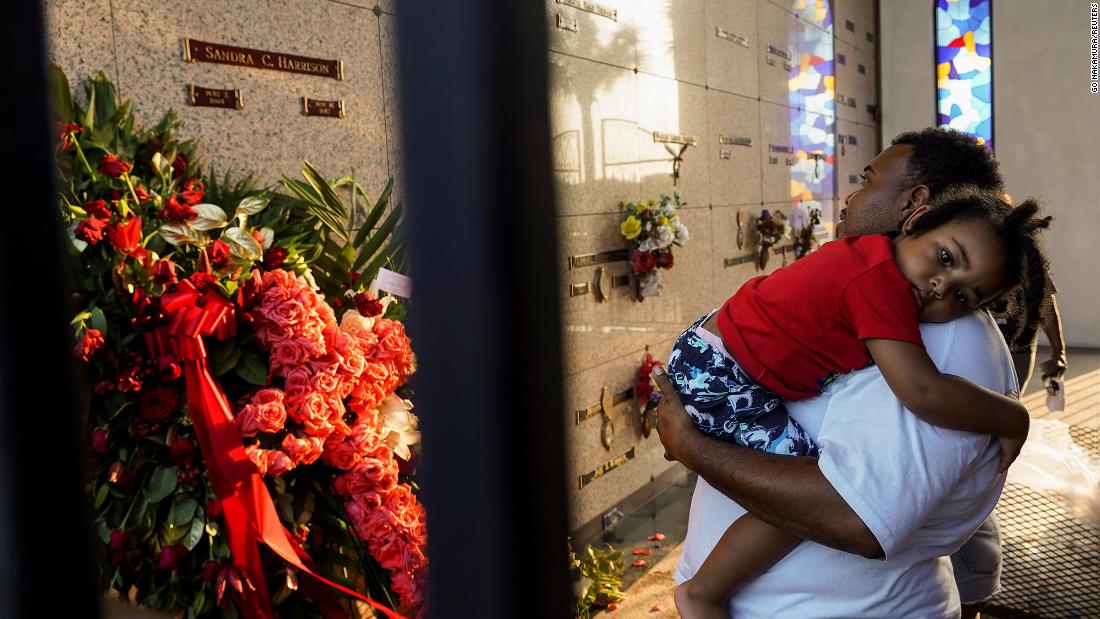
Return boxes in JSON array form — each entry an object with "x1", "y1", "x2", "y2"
[
  {"x1": 620, "y1": 215, "x2": 642, "y2": 240},
  {"x1": 658, "y1": 216, "x2": 670, "y2": 226},
  {"x1": 647, "y1": 199, "x2": 656, "y2": 206}
]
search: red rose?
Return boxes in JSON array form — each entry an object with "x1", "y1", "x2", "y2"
[
  {"x1": 636, "y1": 377, "x2": 653, "y2": 402},
  {"x1": 57, "y1": 122, "x2": 82, "y2": 151},
  {"x1": 180, "y1": 179, "x2": 205, "y2": 205},
  {"x1": 160, "y1": 194, "x2": 195, "y2": 221},
  {"x1": 168, "y1": 437, "x2": 196, "y2": 465},
  {"x1": 75, "y1": 218, "x2": 108, "y2": 245},
  {"x1": 151, "y1": 259, "x2": 178, "y2": 286},
  {"x1": 139, "y1": 386, "x2": 179, "y2": 420},
  {"x1": 75, "y1": 328, "x2": 105, "y2": 361},
  {"x1": 90, "y1": 428, "x2": 110, "y2": 454},
  {"x1": 172, "y1": 153, "x2": 188, "y2": 177},
  {"x1": 156, "y1": 546, "x2": 179, "y2": 571},
  {"x1": 207, "y1": 240, "x2": 230, "y2": 268},
  {"x1": 188, "y1": 272, "x2": 217, "y2": 293},
  {"x1": 83, "y1": 199, "x2": 112, "y2": 220},
  {"x1": 655, "y1": 250, "x2": 675, "y2": 269},
  {"x1": 202, "y1": 560, "x2": 222, "y2": 582},
  {"x1": 108, "y1": 461, "x2": 136, "y2": 493},
  {"x1": 631, "y1": 250, "x2": 657, "y2": 274},
  {"x1": 262, "y1": 247, "x2": 288, "y2": 269},
  {"x1": 106, "y1": 216, "x2": 143, "y2": 255},
  {"x1": 98, "y1": 154, "x2": 132, "y2": 178},
  {"x1": 130, "y1": 247, "x2": 153, "y2": 268},
  {"x1": 354, "y1": 292, "x2": 384, "y2": 317},
  {"x1": 134, "y1": 185, "x2": 151, "y2": 203},
  {"x1": 117, "y1": 366, "x2": 143, "y2": 393}
]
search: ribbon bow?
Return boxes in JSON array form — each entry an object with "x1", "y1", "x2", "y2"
[{"x1": 146, "y1": 280, "x2": 405, "y2": 619}]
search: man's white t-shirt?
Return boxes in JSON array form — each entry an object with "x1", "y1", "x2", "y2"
[{"x1": 674, "y1": 312, "x2": 1016, "y2": 618}]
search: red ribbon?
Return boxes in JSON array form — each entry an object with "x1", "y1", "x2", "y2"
[{"x1": 147, "y1": 280, "x2": 405, "y2": 619}]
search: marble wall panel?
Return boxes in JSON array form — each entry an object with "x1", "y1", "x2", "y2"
[
  {"x1": 836, "y1": 119, "x2": 872, "y2": 202},
  {"x1": 377, "y1": 13, "x2": 404, "y2": 228},
  {"x1": 546, "y1": 0, "x2": 637, "y2": 70},
  {"x1": 834, "y1": 0, "x2": 860, "y2": 48},
  {"x1": 759, "y1": 101, "x2": 799, "y2": 204},
  {"x1": 853, "y1": 46, "x2": 879, "y2": 125},
  {"x1": 711, "y1": 204, "x2": 758, "y2": 305},
  {"x1": 835, "y1": 38, "x2": 860, "y2": 123},
  {"x1": 704, "y1": 0, "x2": 759, "y2": 98},
  {"x1": 559, "y1": 209, "x2": 713, "y2": 376},
  {"x1": 637, "y1": 74, "x2": 710, "y2": 205},
  {"x1": 549, "y1": 52, "x2": 641, "y2": 217},
  {"x1": 110, "y1": 0, "x2": 389, "y2": 192},
  {"x1": 757, "y1": 1, "x2": 800, "y2": 108},
  {"x1": 565, "y1": 340, "x2": 678, "y2": 527},
  {"x1": 46, "y1": 0, "x2": 118, "y2": 93},
  {"x1": 707, "y1": 91, "x2": 762, "y2": 207},
  {"x1": 634, "y1": 0, "x2": 708, "y2": 85}
]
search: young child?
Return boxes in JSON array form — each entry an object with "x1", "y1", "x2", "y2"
[{"x1": 669, "y1": 187, "x2": 1052, "y2": 619}]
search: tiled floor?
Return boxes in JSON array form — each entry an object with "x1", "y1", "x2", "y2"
[{"x1": 600, "y1": 346, "x2": 1100, "y2": 618}]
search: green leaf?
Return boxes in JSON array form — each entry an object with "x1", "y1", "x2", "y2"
[
  {"x1": 213, "y1": 343, "x2": 242, "y2": 376},
  {"x1": 352, "y1": 203, "x2": 402, "y2": 272},
  {"x1": 82, "y1": 87, "x2": 96, "y2": 131},
  {"x1": 171, "y1": 497, "x2": 198, "y2": 525},
  {"x1": 191, "y1": 590, "x2": 208, "y2": 617},
  {"x1": 49, "y1": 63, "x2": 74, "y2": 122},
  {"x1": 182, "y1": 517, "x2": 205, "y2": 551},
  {"x1": 92, "y1": 72, "x2": 118, "y2": 130},
  {"x1": 354, "y1": 178, "x2": 394, "y2": 242},
  {"x1": 146, "y1": 466, "x2": 178, "y2": 504},
  {"x1": 94, "y1": 483, "x2": 109, "y2": 510},
  {"x1": 89, "y1": 307, "x2": 108, "y2": 334},
  {"x1": 234, "y1": 353, "x2": 267, "y2": 385}
]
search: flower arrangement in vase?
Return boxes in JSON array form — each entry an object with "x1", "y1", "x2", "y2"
[{"x1": 618, "y1": 194, "x2": 689, "y2": 301}]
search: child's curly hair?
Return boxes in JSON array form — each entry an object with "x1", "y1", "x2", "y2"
[{"x1": 905, "y1": 185, "x2": 1053, "y2": 345}]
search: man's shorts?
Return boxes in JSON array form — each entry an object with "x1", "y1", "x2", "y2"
[
  {"x1": 667, "y1": 311, "x2": 817, "y2": 456},
  {"x1": 951, "y1": 514, "x2": 1003, "y2": 604}
]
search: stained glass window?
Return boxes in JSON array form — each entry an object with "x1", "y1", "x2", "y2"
[
  {"x1": 935, "y1": 0, "x2": 993, "y2": 150},
  {"x1": 790, "y1": 0, "x2": 835, "y2": 203}
]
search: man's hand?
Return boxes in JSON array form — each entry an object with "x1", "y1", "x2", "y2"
[
  {"x1": 652, "y1": 365, "x2": 696, "y2": 465},
  {"x1": 1038, "y1": 354, "x2": 1067, "y2": 381},
  {"x1": 997, "y1": 435, "x2": 1026, "y2": 473}
]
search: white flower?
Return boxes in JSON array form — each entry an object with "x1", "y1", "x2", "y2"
[
  {"x1": 339, "y1": 309, "x2": 376, "y2": 337},
  {"x1": 653, "y1": 224, "x2": 675, "y2": 249},
  {"x1": 637, "y1": 237, "x2": 656, "y2": 252},
  {"x1": 378, "y1": 394, "x2": 421, "y2": 461},
  {"x1": 674, "y1": 222, "x2": 690, "y2": 245}
]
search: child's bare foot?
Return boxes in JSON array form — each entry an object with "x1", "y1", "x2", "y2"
[{"x1": 674, "y1": 580, "x2": 731, "y2": 619}]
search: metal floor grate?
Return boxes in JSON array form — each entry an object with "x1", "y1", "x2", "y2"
[{"x1": 986, "y1": 426, "x2": 1100, "y2": 619}]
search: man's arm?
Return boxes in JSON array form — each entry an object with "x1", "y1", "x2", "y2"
[
  {"x1": 1039, "y1": 293, "x2": 1067, "y2": 378},
  {"x1": 653, "y1": 366, "x2": 884, "y2": 559}
]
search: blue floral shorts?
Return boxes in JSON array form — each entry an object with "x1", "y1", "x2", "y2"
[{"x1": 667, "y1": 312, "x2": 818, "y2": 456}]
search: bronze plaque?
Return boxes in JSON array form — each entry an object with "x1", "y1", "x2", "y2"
[
  {"x1": 556, "y1": 0, "x2": 617, "y2": 21},
  {"x1": 652, "y1": 131, "x2": 697, "y2": 146},
  {"x1": 568, "y1": 248, "x2": 629, "y2": 270},
  {"x1": 188, "y1": 84, "x2": 242, "y2": 110},
  {"x1": 183, "y1": 38, "x2": 343, "y2": 80},
  {"x1": 579, "y1": 447, "x2": 636, "y2": 489},
  {"x1": 302, "y1": 97, "x2": 345, "y2": 118}
]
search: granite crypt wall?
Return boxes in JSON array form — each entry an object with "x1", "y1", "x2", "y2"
[
  {"x1": 551, "y1": 0, "x2": 881, "y2": 536},
  {"x1": 45, "y1": 0, "x2": 401, "y2": 232}
]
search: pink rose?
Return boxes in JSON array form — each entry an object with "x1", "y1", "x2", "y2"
[
  {"x1": 245, "y1": 444, "x2": 268, "y2": 475},
  {"x1": 311, "y1": 366, "x2": 341, "y2": 394},
  {"x1": 323, "y1": 438, "x2": 362, "y2": 470},
  {"x1": 265, "y1": 450, "x2": 295, "y2": 476},
  {"x1": 271, "y1": 341, "x2": 310, "y2": 372},
  {"x1": 236, "y1": 401, "x2": 286, "y2": 437},
  {"x1": 283, "y1": 367, "x2": 312, "y2": 400},
  {"x1": 281, "y1": 434, "x2": 325, "y2": 466},
  {"x1": 293, "y1": 392, "x2": 333, "y2": 437}
]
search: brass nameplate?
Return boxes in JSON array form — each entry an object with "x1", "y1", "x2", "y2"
[
  {"x1": 575, "y1": 387, "x2": 634, "y2": 424},
  {"x1": 858, "y1": 63, "x2": 867, "y2": 75},
  {"x1": 768, "y1": 144, "x2": 794, "y2": 154},
  {"x1": 188, "y1": 84, "x2": 242, "y2": 110},
  {"x1": 556, "y1": 0, "x2": 617, "y2": 21},
  {"x1": 724, "y1": 254, "x2": 753, "y2": 267},
  {"x1": 569, "y1": 282, "x2": 590, "y2": 297},
  {"x1": 556, "y1": 13, "x2": 579, "y2": 32},
  {"x1": 715, "y1": 27, "x2": 749, "y2": 48},
  {"x1": 183, "y1": 38, "x2": 343, "y2": 80},
  {"x1": 766, "y1": 44, "x2": 791, "y2": 60},
  {"x1": 719, "y1": 135, "x2": 752, "y2": 147},
  {"x1": 719, "y1": 149, "x2": 732, "y2": 159},
  {"x1": 579, "y1": 447, "x2": 636, "y2": 489},
  {"x1": 302, "y1": 97, "x2": 345, "y2": 118},
  {"x1": 652, "y1": 131, "x2": 697, "y2": 146},
  {"x1": 569, "y1": 249, "x2": 629, "y2": 270},
  {"x1": 611, "y1": 274, "x2": 631, "y2": 288}
]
